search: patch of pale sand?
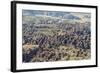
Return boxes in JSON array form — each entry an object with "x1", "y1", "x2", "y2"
[
  {"x1": 59, "y1": 45, "x2": 79, "y2": 50},
  {"x1": 59, "y1": 45, "x2": 71, "y2": 50},
  {"x1": 22, "y1": 44, "x2": 39, "y2": 51}
]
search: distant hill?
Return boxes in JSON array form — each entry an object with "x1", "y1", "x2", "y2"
[{"x1": 22, "y1": 10, "x2": 91, "y2": 24}]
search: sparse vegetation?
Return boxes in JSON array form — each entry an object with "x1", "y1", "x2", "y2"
[{"x1": 22, "y1": 10, "x2": 91, "y2": 62}]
